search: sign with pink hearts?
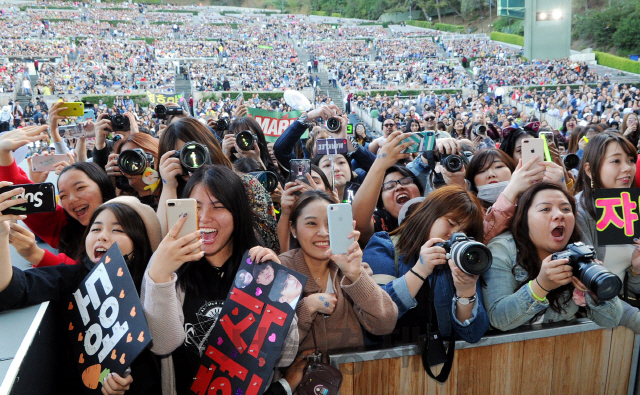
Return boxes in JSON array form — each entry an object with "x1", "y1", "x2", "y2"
[{"x1": 191, "y1": 250, "x2": 307, "y2": 395}]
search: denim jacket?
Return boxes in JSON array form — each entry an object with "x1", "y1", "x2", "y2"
[
  {"x1": 363, "y1": 232, "x2": 490, "y2": 343},
  {"x1": 483, "y1": 232, "x2": 623, "y2": 331}
]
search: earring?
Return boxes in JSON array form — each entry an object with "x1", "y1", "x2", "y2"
[{"x1": 591, "y1": 179, "x2": 594, "y2": 189}]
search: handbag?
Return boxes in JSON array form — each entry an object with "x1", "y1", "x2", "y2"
[{"x1": 296, "y1": 324, "x2": 343, "y2": 395}]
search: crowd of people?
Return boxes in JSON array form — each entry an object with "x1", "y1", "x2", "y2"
[{"x1": 1, "y1": 67, "x2": 640, "y2": 394}]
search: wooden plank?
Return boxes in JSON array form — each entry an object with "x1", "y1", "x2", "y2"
[
  {"x1": 578, "y1": 329, "x2": 612, "y2": 395},
  {"x1": 550, "y1": 332, "x2": 586, "y2": 395},
  {"x1": 436, "y1": 348, "x2": 458, "y2": 395},
  {"x1": 519, "y1": 336, "x2": 555, "y2": 395},
  {"x1": 489, "y1": 341, "x2": 524, "y2": 395},
  {"x1": 456, "y1": 346, "x2": 492, "y2": 395},
  {"x1": 605, "y1": 326, "x2": 636, "y2": 395},
  {"x1": 338, "y1": 362, "x2": 355, "y2": 395},
  {"x1": 386, "y1": 356, "x2": 402, "y2": 395},
  {"x1": 353, "y1": 359, "x2": 389, "y2": 395},
  {"x1": 398, "y1": 354, "x2": 426, "y2": 393}
]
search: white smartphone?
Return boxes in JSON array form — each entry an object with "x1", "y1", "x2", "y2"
[
  {"x1": 327, "y1": 203, "x2": 353, "y2": 255},
  {"x1": 521, "y1": 138, "x2": 545, "y2": 172},
  {"x1": 166, "y1": 198, "x2": 200, "y2": 249},
  {"x1": 31, "y1": 154, "x2": 69, "y2": 172}
]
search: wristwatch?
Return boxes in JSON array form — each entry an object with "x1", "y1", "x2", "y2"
[
  {"x1": 297, "y1": 111, "x2": 311, "y2": 128},
  {"x1": 454, "y1": 294, "x2": 477, "y2": 306}
]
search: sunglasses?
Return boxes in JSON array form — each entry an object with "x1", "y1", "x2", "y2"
[
  {"x1": 424, "y1": 116, "x2": 436, "y2": 121},
  {"x1": 383, "y1": 123, "x2": 395, "y2": 127}
]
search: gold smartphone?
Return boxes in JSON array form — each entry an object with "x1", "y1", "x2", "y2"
[{"x1": 166, "y1": 198, "x2": 200, "y2": 250}]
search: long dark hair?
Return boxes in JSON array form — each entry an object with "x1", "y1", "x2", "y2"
[
  {"x1": 511, "y1": 182, "x2": 579, "y2": 314},
  {"x1": 81, "y1": 203, "x2": 152, "y2": 292},
  {"x1": 58, "y1": 162, "x2": 116, "y2": 260},
  {"x1": 176, "y1": 165, "x2": 258, "y2": 296},
  {"x1": 574, "y1": 132, "x2": 637, "y2": 219},
  {"x1": 289, "y1": 190, "x2": 338, "y2": 232}
]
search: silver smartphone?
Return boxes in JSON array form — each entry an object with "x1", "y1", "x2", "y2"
[{"x1": 327, "y1": 203, "x2": 353, "y2": 255}]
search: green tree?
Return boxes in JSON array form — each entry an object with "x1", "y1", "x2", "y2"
[{"x1": 612, "y1": 10, "x2": 640, "y2": 54}]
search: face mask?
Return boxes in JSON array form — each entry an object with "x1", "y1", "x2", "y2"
[{"x1": 477, "y1": 180, "x2": 510, "y2": 204}]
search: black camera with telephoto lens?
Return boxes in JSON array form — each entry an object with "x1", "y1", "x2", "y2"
[
  {"x1": 118, "y1": 148, "x2": 155, "y2": 175},
  {"x1": 153, "y1": 104, "x2": 183, "y2": 120},
  {"x1": 434, "y1": 232, "x2": 493, "y2": 275},
  {"x1": 170, "y1": 141, "x2": 212, "y2": 173},
  {"x1": 236, "y1": 130, "x2": 257, "y2": 151},
  {"x1": 106, "y1": 114, "x2": 130, "y2": 132},
  {"x1": 562, "y1": 153, "x2": 580, "y2": 170},
  {"x1": 473, "y1": 124, "x2": 486, "y2": 136},
  {"x1": 249, "y1": 171, "x2": 279, "y2": 193},
  {"x1": 552, "y1": 242, "x2": 622, "y2": 301},
  {"x1": 326, "y1": 117, "x2": 341, "y2": 133},
  {"x1": 217, "y1": 117, "x2": 230, "y2": 131}
]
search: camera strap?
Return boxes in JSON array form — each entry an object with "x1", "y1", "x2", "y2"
[{"x1": 421, "y1": 271, "x2": 456, "y2": 383}]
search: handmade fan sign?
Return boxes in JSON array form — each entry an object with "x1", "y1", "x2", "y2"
[
  {"x1": 595, "y1": 188, "x2": 640, "y2": 245},
  {"x1": 190, "y1": 251, "x2": 307, "y2": 395},
  {"x1": 67, "y1": 243, "x2": 152, "y2": 393}
]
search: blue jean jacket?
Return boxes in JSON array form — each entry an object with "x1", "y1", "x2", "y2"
[
  {"x1": 483, "y1": 232, "x2": 623, "y2": 331},
  {"x1": 363, "y1": 232, "x2": 490, "y2": 343}
]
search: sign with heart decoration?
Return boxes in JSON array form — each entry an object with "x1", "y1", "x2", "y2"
[
  {"x1": 191, "y1": 250, "x2": 307, "y2": 395},
  {"x1": 66, "y1": 243, "x2": 152, "y2": 394}
]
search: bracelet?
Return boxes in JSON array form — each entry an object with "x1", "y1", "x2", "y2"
[
  {"x1": 528, "y1": 281, "x2": 547, "y2": 302},
  {"x1": 409, "y1": 268, "x2": 426, "y2": 282},
  {"x1": 535, "y1": 277, "x2": 551, "y2": 292}
]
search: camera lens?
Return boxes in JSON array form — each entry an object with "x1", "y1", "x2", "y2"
[
  {"x1": 118, "y1": 149, "x2": 148, "y2": 175},
  {"x1": 577, "y1": 261, "x2": 622, "y2": 301},
  {"x1": 326, "y1": 117, "x2": 341, "y2": 133},
  {"x1": 474, "y1": 125, "x2": 486, "y2": 135},
  {"x1": 179, "y1": 141, "x2": 211, "y2": 172},
  {"x1": 249, "y1": 171, "x2": 279, "y2": 192},
  {"x1": 217, "y1": 117, "x2": 230, "y2": 131},
  {"x1": 236, "y1": 131, "x2": 255, "y2": 151},
  {"x1": 563, "y1": 154, "x2": 580, "y2": 170},
  {"x1": 451, "y1": 240, "x2": 492, "y2": 275},
  {"x1": 155, "y1": 104, "x2": 167, "y2": 119},
  {"x1": 443, "y1": 155, "x2": 463, "y2": 172}
]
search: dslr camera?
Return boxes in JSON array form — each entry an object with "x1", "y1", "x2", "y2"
[
  {"x1": 106, "y1": 114, "x2": 130, "y2": 132},
  {"x1": 236, "y1": 130, "x2": 258, "y2": 151},
  {"x1": 118, "y1": 148, "x2": 155, "y2": 175},
  {"x1": 434, "y1": 232, "x2": 492, "y2": 275},
  {"x1": 170, "y1": 141, "x2": 212, "y2": 173},
  {"x1": 153, "y1": 104, "x2": 183, "y2": 120},
  {"x1": 552, "y1": 242, "x2": 622, "y2": 301},
  {"x1": 248, "y1": 171, "x2": 279, "y2": 193},
  {"x1": 216, "y1": 117, "x2": 230, "y2": 131},
  {"x1": 562, "y1": 153, "x2": 580, "y2": 170},
  {"x1": 438, "y1": 151, "x2": 472, "y2": 173}
]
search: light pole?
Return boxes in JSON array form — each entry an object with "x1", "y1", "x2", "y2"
[{"x1": 489, "y1": 0, "x2": 492, "y2": 33}]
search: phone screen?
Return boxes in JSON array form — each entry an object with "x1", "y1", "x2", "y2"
[{"x1": 347, "y1": 124, "x2": 353, "y2": 135}]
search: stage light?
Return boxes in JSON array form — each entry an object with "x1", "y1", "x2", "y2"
[
  {"x1": 538, "y1": 12, "x2": 547, "y2": 20},
  {"x1": 552, "y1": 9, "x2": 563, "y2": 20}
]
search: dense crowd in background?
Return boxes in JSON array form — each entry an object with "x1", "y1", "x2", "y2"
[{"x1": 3, "y1": 4, "x2": 640, "y2": 395}]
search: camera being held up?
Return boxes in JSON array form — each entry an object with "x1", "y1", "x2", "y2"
[
  {"x1": 106, "y1": 114, "x2": 131, "y2": 132},
  {"x1": 153, "y1": 104, "x2": 183, "y2": 120},
  {"x1": 170, "y1": 141, "x2": 212, "y2": 173},
  {"x1": 248, "y1": 171, "x2": 279, "y2": 193},
  {"x1": 552, "y1": 242, "x2": 622, "y2": 301},
  {"x1": 326, "y1": 117, "x2": 341, "y2": 133},
  {"x1": 216, "y1": 117, "x2": 230, "y2": 132},
  {"x1": 436, "y1": 151, "x2": 473, "y2": 173},
  {"x1": 118, "y1": 148, "x2": 155, "y2": 176},
  {"x1": 434, "y1": 232, "x2": 493, "y2": 275},
  {"x1": 236, "y1": 130, "x2": 258, "y2": 151}
]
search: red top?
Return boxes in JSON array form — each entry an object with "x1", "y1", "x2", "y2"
[{"x1": 0, "y1": 159, "x2": 76, "y2": 267}]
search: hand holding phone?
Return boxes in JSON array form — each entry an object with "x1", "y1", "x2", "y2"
[
  {"x1": 0, "y1": 183, "x2": 56, "y2": 215},
  {"x1": 166, "y1": 199, "x2": 200, "y2": 250},
  {"x1": 31, "y1": 154, "x2": 70, "y2": 172},
  {"x1": 521, "y1": 138, "x2": 546, "y2": 172},
  {"x1": 327, "y1": 203, "x2": 353, "y2": 255}
]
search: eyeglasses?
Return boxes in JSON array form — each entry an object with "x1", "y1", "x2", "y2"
[
  {"x1": 383, "y1": 123, "x2": 395, "y2": 127},
  {"x1": 382, "y1": 176, "x2": 415, "y2": 192},
  {"x1": 424, "y1": 116, "x2": 436, "y2": 121}
]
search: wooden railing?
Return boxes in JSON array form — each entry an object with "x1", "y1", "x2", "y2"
[{"x1": 330, "y1": 319, "x2": 640, "y2": 395}]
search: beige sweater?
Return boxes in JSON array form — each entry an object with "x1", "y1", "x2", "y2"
[
  {"x1": 279, "y1": 249, "x2": 398, "y2": 354},
  {"x1": 140, "y1": 269, "x2": 299, "y2": 395}
]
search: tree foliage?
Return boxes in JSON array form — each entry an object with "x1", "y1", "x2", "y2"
[{"x1": 572, "y1": 0, "x2": 640, "y2": 55}]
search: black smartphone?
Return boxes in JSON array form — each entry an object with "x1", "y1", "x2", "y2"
[
  {"x1": 289, "y1": 159, "x2": 311, "y2": 184},
  {"x1": 0, "y1": 183, "x2": 57, "y2": 215},
  {"x1": 343, "y1": 182, "x2": 360, "y2": 204}
]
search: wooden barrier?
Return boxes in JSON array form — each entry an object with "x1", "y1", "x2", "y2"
[{"x1": 330, "y1": 319, "x2": 640, "y2": 395}]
